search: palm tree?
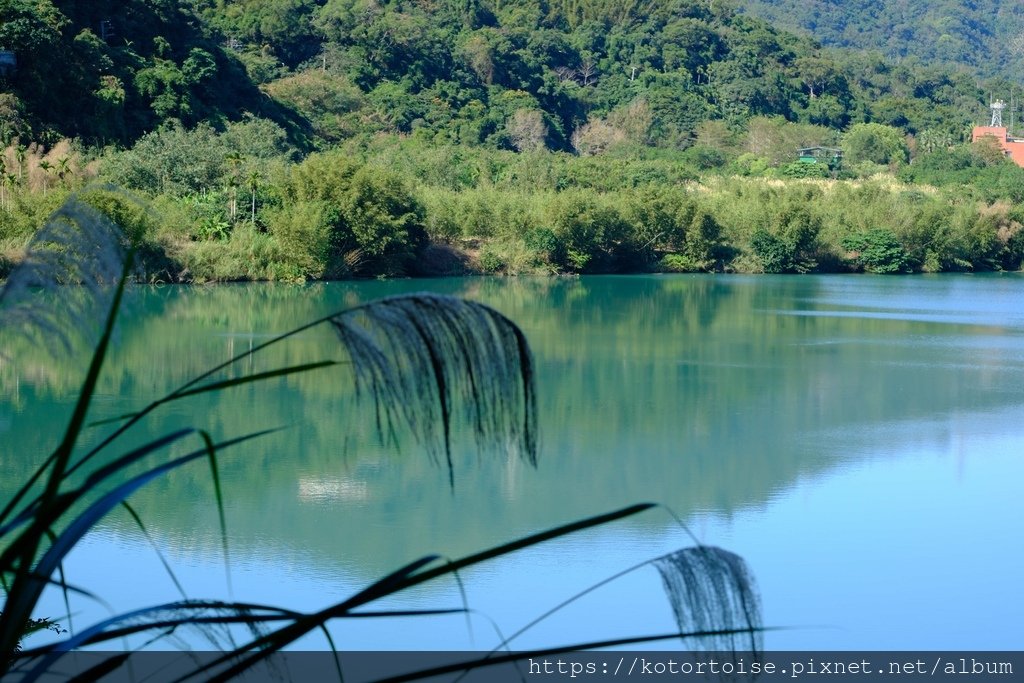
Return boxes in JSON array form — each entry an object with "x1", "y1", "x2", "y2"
[
  {"x1": 0, "y1": 172, "x2": 14, "y2": 211},
  {"x1": 36, "y1": 160, "x2": 53, "y2": 196},
  {"x1": 246, "y1": 169, "x2": 260, "y2": 225},
  {"x1": 224, "y1": 152, "x2": 245, "y2": 222},
  {"x1": 55, "y1": 157, "x2": 72, "y2": 186},
  {"x1": 14, "y1": 145, "x2": 26, "y2": 183}
]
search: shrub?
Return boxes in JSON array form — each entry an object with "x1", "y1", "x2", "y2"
[
  {"x1": 683, "y1": 209, "x2": 727, "y2": 271},
  {"x1": 620, "y1": 187, "x2": 695, "y2": 262},
  {"x1": 264, "y1": 200, "x2": 333, "y2": 279},
  {"x1": 101, "y1": 124, "x2": 227, "y2": 196},
  {"x1": 524, "y1": 226, "x2": 558, "y2": 264},
  {"x1": 681, "y1": 145, "x2": 728, "y2": 170},
  {"x1": 842, "y1": 123, "x2": 909, "y2": 166},
  {"x1": 657, "y1": 253, "x2": 704, "y2": 272},
  {"x1": 78, "y1": 189, "x2": 175, "y2": 280},
  {"x1": 749, "y1": 199, "x2": 821, "y2": 273},
  {"x1": 545, "y1": 193, "x2": 632, "y2": 273},
  {"x1": 750, "y1": 229, "x2": 793, "y2": 273},
  {"x1": 342, "y1": 166, "x2": 427, "y2": 276},
  {"x1": 779, "y1": 161, "x2": 829, "y2": 179},
  {"x1": 841, "y1": 228, "x2": 911, "y2": 273}
]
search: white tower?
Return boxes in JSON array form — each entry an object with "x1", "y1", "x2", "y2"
[{"x1": 991, "y1": 100, "x2": 1006, "y2": 127}]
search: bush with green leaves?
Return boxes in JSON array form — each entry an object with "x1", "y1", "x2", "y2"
[
  {"x1": 264, "y1": 200, "x2": 336, "y2": 279},
  {"x1": 270, "y1": 153, "x2": 428, "y2": 277},
  {"x1": 841, "y1": 123, "x2": 909, "y2": 167},
  {"x1": 101, "y1": 124, "x2": 228, "y2": 197},
  {"x1": 841, "y1": 228, "x2": 911, "y2": 273},
  {"x1": 545, "y1": 192, "x2": 633, "y2": 273},
  {"x1": 748, "y1": 197, "x2": 822, "y2": 273},
  {"x1": 750, "y1": 229, "x2": 794, "y2": 273},
  {"x1": 682, "y1": 209, "x2": 728, "y2": 271},
  {"x1": 342, "y1": 166, "x2": 427, "y2": 276},
  {"x1": 779, "y1": 161, "x2": 829, "y2": 179},
  {"x1": 619, "y1": 187, "x2": 695, "y2": 265}
]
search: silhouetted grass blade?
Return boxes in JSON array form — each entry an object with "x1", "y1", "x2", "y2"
[
  {"x1": 84, "y1": 362, "x2": 343, "y2": 428},
  {"x1": 1, "y1": 429, "x2": 277, "y2": 653},
  {"x1": 0, "y1": 429, "x2": 194, "y2": 548},
  {"x1": 17, "y1": 602, "x2": 298, "y2": 682},
  {"x1": 170, "y1": 361, "x2": 342, "y2": 400},
  {"x1": 120, "y1": 501, "x2": 189, "y2": 600},
  {"x1": 0, "y1": 253, "x2": 133, "y2": 657},
  {"x1": 198, "y1": 431, "x2": 231, "y2": 595},
  {"x1": 653, "y1": 546, "x2": 763, "y2": 655},
  {"x1": 15, "y1": 601, "x2": 306, "y2": 656},
  {"x1": 80, "y1": 429, "x2": 196, "y2": 491},
  {"x1": 180, "y1": 505, "x2": 656, "y2": 683},
  {"x1": 329, "y1": 293, "x2": 538, "y2": 481}
]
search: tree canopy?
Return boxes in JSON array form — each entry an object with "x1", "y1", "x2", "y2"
[{"x1": 0, "y1": 0, "x2": 1000, "y2": 150}]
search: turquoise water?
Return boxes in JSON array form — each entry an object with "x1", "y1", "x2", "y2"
[{"x1": 3, "y1": 274, "x2": 1023, "y2": 651}]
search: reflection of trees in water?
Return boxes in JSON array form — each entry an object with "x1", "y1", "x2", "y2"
[{"x1": 2, "y1": 275, "x2": 1022, "y2": 579}]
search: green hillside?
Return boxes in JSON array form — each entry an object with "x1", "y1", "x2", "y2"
[
  {"x1": 738, "y1": 0, "x2": 1024, "y2": 88},
  {"x1": 0, "y1": 0, "x2": 313, "y2": 145},
  {"x1": 0, "y1": 0, "x2": 998, "y2": 149}
]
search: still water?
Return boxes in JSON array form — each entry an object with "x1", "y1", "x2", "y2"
[{"x1": 2, "y1": 274, "x2": 1023, "y2": 651}]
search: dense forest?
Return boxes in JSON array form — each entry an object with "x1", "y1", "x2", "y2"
[
  {"x1": 1, "y1": 0, "x2": 1023, "y2": 279},
  {"x1": 739, "y1": 0, "x2": 1024, "y2": 86},
  {"x1": 0, "y1": 0, "x2": 997, "y2": 145}
]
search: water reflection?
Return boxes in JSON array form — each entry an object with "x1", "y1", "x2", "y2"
[{"x1": 2, "y1": 274, "x2": 1023, "y2": 649}]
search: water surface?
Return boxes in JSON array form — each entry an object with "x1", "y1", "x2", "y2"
[{"x1": 3, "y1": 274, "x2": 1022, "y2": 651}]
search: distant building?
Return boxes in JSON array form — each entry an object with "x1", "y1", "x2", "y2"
[
  {"x1": 971, "y1": 100, "x2": 1024, "y2": 167},
  {"x1": 796, "y1": 147, "x2": 842, "y2": 164},
  {"x1": 795, "y1": 146, "x2": 842, "y2": 173}
]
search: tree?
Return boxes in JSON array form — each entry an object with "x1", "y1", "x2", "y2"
[
  {"x1": 0, "y1": 94, "x2": 30, "y2": 145},
  {"x1": 101, "y1": 124, "x2": 230, "y2": 196},
  {"x1": 342, "y1": 165, "x2": 427, "y2": 275},
  {"x1": 36, "y1": 160, "x2": 52, "y2": 195},
  {"x1": 216, "y1": 0, "x2": 322, "y2": 67},
  {"x1": 842, "y1": 122, "x2": 909, "y2": 166},
  {"x1": 842, "y1": 228, "x2": 911, "y2": 273},
  {"x1": 505, "y1": 108, "x2": 547, "y2": 151},
  {"x1": 0, "y1": 170, "x2": 12, "y2": 210},
  {"x1": 914, "y1": 128, "x2": 955, "y2": 156},
  {"x1": 571, "y1": 117, "x2": 626, "y2": 155},
  {"x1": 55, "y1": 156, "x2": 71, "y2": 185},
  {"x1": 750, "y1": 198, "x2": 822, "y2": 273},
  {"x1": 14, "y1": 145, "x2": 25, "y2": 183},
  {"x1": 576, "y1": 58, "x2": 598, "y2": 86},
  {"x1": 793, "y1": 56, "x2": 843, "y2": 100},
  {"x1": 246, "y1": 169, "x2": 261, "y2": 225},
  {"x1": 224, "y1": 152, "x2": 245, "y2": 222}
]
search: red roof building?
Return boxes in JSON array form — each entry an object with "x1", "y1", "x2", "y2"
[
  {"x1": 971, "y1": 125, "x2": 1024, "y2": 167},
  {"x1": 971, "y1": 101, "x2": 1024, "y2": 167}
]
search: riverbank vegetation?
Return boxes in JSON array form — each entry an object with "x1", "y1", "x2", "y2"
[
  {"x1": 2, "y1": 135, "x2": 1022, "y2": 280},
  {"x1": 2, "y1": 0, "x2": 1024, "y2": 280}
]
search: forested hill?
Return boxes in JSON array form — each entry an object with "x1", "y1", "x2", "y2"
[
  {"x1": 0, "y1": 0, "x2": 309, "y2": 145},
  {"x1": 738, "y1": 0, "x2": 1024, "y2": 84},
  {"x1": 0, "y1": 0, "x2": 997, "y2": 150}
]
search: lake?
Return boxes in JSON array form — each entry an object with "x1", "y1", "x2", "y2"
[{"x1": 2, "y1": 274, "x2": 1023, "y2": 652}]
